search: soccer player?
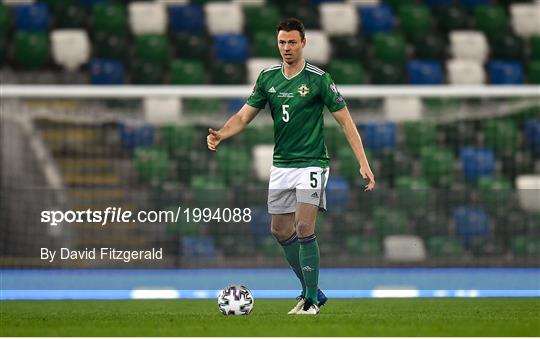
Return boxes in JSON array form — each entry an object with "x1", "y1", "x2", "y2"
[{"x1": 207, "y1": 18, "x2": 375, "y2": 315}]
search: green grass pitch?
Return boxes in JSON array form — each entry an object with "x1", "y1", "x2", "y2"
[{"x1": 1, "y1": 298, "x2": 539, "y2": 336}]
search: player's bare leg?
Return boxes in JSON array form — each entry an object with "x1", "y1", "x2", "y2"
[{"x1": 295, "y1": 203, "x2": 321, "y2": 315}]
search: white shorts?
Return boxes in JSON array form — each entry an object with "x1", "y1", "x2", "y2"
[{"x1": 267, "y1": 166, "x2": 330, "y2": 214}]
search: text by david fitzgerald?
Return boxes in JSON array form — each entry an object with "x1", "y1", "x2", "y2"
[{"x1": 41, "y1": 248, "x2": 162, "y2": 263}]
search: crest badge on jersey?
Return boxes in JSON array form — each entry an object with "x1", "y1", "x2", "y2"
[{"x1": 298, "y1": 84, "x2": 310, "y2": 97}]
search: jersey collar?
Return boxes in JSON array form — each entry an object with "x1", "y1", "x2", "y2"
[{"x1": 281, "y1": 60, "x2": 306, "y2": 80}]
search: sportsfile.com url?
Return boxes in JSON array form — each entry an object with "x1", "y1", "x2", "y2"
[{"x1": 40, "y1": 207, "x2": 252, "y2": 226}]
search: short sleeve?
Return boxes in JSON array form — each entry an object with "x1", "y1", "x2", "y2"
[
  {"x1": 245, "y1": 71, "x2": 267, "y2": 109},
  {"x1": 321, "y1": 73, "x2": 347, "y2": 113}
]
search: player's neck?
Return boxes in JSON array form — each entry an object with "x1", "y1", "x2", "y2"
[{"x1": 282, "y1": 59, "x2": 305, "y2": 78}]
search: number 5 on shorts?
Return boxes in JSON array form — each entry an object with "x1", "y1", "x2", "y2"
[{"x1": 310, "y1": 171, "x2": 318, "y2": 188}]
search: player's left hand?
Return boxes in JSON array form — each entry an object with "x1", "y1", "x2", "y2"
[{"x1": 359, "y1": 166, "x2": 375, "y2": 191}]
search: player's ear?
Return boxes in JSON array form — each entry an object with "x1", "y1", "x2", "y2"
[{"x1": 301, "y1": 38, "x2": 306, "y2": 48}]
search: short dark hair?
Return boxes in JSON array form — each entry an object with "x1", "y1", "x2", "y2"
[{"x1": 276, "y1": 18, "x2": 305, "y2": 41}]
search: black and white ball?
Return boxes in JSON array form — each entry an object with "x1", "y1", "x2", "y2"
[{"x1": 217, "y1": 285, "x2": 254, "y2": 315}]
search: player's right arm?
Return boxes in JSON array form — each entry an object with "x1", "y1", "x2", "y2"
[{"x1": 207, "y1": 104, "x2": 260, "y2": 151}]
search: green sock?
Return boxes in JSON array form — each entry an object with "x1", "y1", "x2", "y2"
[
  {"x1": 279, "y1": 233, "x2": 306, "y2": 297},
  {"x1": 299, "y1": 234, "x2": 320, "y2": 304}
]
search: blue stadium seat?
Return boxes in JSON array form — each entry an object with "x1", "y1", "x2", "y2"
[
  {"x1": 181, "y1": 236, "x2": 217, "y2": 258},
  {"x1": 249, "y1": 206, "x2": 271, "y2": 243},
  {"x1": 213, "y1": 34, "x2": 249, "y2": 63},
  {"x1": 359, "y1": 5, "x2": 395, "y2": 35},
  {"x1": 452, "y1": 207, "x2": 491, "y2": 244},
  {"x1": 460, "y1": 147, "x2": 495, "y2": 184},
  {"x1": 460, "y1": 0, "x2": 490, "y2": 10},
  {"x1": 15, "y1": 3, "x2": 49, "y2": 31},
  {"x1": 79, "y1": 0, "x2": 109, "y2": 5},
  {"x1": 407, "y1": 60, "x2": 444, "y2": 85},
  {"x1": 424, "y1": 0, "x2": 453, "y2": 7},
  {"x1": 119, "y1": 124, "x2": 155, "y2": 151},
  {"x1": 488, "y1": 61, "x2": 524, "y2": 84},
  {"x1": 168, "y1": 5, "x2": 204, "y2": 33},
  {"x1": 90, "y1": 59, "x2": 124, "y2": 85},
  {"x1": 227, "y1": 98, "x2": 245, "y2": 115},
  {"x1": 359, "y1": 122, "x2": 396, "y2": 153},
  {"x1": 524, "y1": 119, "x2": 540, "y2": 155},
  {"x1": 326, "y1": 176, "x2": 350, "y2": 212}
]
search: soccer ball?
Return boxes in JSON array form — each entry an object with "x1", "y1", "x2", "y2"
[{"x1": 217, "y1": 284, "x2": 254, "y2": 315}]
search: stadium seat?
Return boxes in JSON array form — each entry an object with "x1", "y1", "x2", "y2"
[
  {"x1": 330, "y1": 35, "x2": 366, "y2": 60},
  {"x1": 474, "y1": 5, "x2": 508, "y2": 38},
  {"x1": 524, "y1": 119, "x2": 540, "y2": 155},
  {"x1": 412, "y1": 33, "x2": 446, "y2": 60},
  {"x1": 358, "y1": 5, "x2": 394, "y2": 35},
  {"x1": 529, "y1": 61, "x2": 540, "y2": 84},
  {"x1": 373, "y1": 33, "x2": 406, "y2": 65},
  {"x1": 383, "y1": 96, "x2": 422, "y2": 121},
  {"x1": 460, "y1": 147, "x2": 495, "y2": 184},
  {"x1": 129, "y1": 2, "x2": 167, "y2": 34},
  {"x1": 93, "y1": 32, "x2": 128, "y2": 61},
  {"x1": 423, "y1": 0, "x2": 453, "y2": 7},
  {"x1": 13, "y1": 31, "x2": 49, "y2": 68},
  {"x1": 133, "y1": 147, "x2": 169, "y2": 182},
  {"x1": 173, "y1": 32, "x2": 209, "y2": 60},
  {"x1": 191, "y1": 176, "x2": 227, "y2": 206},
  {"x1": 247, "y1": 58, "x2": 280, "y2": 85},
  {"x1": 160, "y1": 125, "x2": 196, "y2": 154},
  {"x1": 0, "y1": 4, "x2": 10, "y2": 33},
  {"x1": 211, "y1": 61, "x2": 246, "y2": 84},
  {"x1": 283, "y1": 2, "x2": 319, "y2": 29},
  {"x1": 373, "y1": 207, "x2": 407, "y2": 239},
  {"x1": 450, "y1": 31, "x2": 489, "y2": 62},
  {"x1": 376, "y1": 149, "x2": 414, "y2": 186},
  {"x1": 516, "y1": 175, "x2": 540, "y2": 213},
  {"x1": 383, "y1": 0, "x2": 415, "y2": 10},
  {"x1": 358, "y1": 122, "x2": 396, "y2": 153},
  {"x1": 119, "y1": 124, "x2": 154, "y2": 151},
  {"x1": 89, "y1": 58, "x2": 124, "y2": 85},
  {"x1": 181, "y1": 237, "x2": 217, "y2": 258},
  {"x1": 407, "y1": 60, "x2": 444, "y2": 85},
  {"x1": 369, "y1": 60, "x2": 406, "y2": 84},
  {"x1": 487, "y1": 61, "x2": 524, "y2": 85},
  {"x1": 168, "y1": 4, "x2": 204, "y2": 32},
  {"x1": 252, "y1": 31, "x2": 279, "y2": 58},
  {"x1": 326, "y1": 176, "x2": 350, "y2": 212},
  {"x1": 92, "y1": 3, "x2": 127, "y2": 34},
  {"x1": 216, "y1": 146, "x2": 252, "y2": 184},
  {"x1": 433, "y1": 5, "x2": 469, "y2": 33},
  {"x1": 398, "y1": 4, "x2": 433, "y2": 42},
  {"x1": 304, "y1": 30, "x2": 331, "y2": 65},
  {"x1": 144, "y1": 97, "x2": 180, "y2": 124},
  {"x1": 511, "y1": 236, "x2": 540, "y2": 257},
  {"x1": 489, "y1": 33, "x2": 524, "y2": 61},
  {"x1": 510, "y1": 3, "x2": 540, "y2": 38},
  {"x1": 384, "y1": 235, "x2": 426, "y2": 262},
  {"x1": 346, "y1": 236, "x2": 381, "y2": 257},
  {"x1": 170, "y1": 59, "x2": 205, "y2": 84},
  {"x1": 244, "y1": 5, "x2": 280, "y2": 34},
  {"x1": 204, "y1": 2, "x2": 243, "y2": 34},
  {"x1": 483, "y1": 120, "x2": 518, "y2": 152},
  {"x1": 460, "y1": 0, "x2": 489, "y2": 10},
  {"x1": 328, "y1": 60, "x2": 364, "y2": 84},
  {"x1": 446, "y1": 59, "x2": 486, "y2": 84},
  {"x1": 249, "y1": 206, "x2": 272, "y2": 242},
  {"x1": 54, "y1": 3, "x2": 86, "y2": 28},
  {"x1": 253, "y1": 144, "x2": 273, "y2": 181},
  {"x1": 213, "y1": 33, "x2": 249, "y2": 63},
  {"x1": 15, "y1": 3, "x2": 49, "y2": 31},
  {"x1": 478, "y1": 177, "x2": 512, "y2": 213},
  {"x1": 531, "y1": 36, "x2": 540, "y2": 60},
  {"x1": 244, "y1": 125, "x2": 274, "y2": 148},
  {"x1": 134, "y1": 34, "x2": 170, "y2": 63},
  {"x1": 420, "y1": 147, "x2": 454, "y2": 187},
  {"x1": 403, "y1": 121, "x2": 437, "y2": 155},
  {"x1": 337, "y1": 147, "x2": 362, "y2": 183},
  {"x1": 427, "y1": 237, "x2": 464, "y2": 258},
  {"x1": 51, "y1": 29, "x2": 90, "y2": 70},
  {"x1": 452, "y1": 207, "x2": 491, "y2": 245},
  {"x1": 319, "y1": 2, "x2": 358, "y2": 36},
  {"x1": 130, "y1": 59, "x2": 165, "y2": 84},
  {"x1": 395, "y1": 176, "x2": 430, "y2": 213}
]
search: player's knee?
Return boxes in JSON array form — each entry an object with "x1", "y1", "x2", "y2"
[
  {"x1": 270, "y1": 225, "x2": 289, "y2": 241},
  {"x1": 295, "y1": 221, "x2": 315, "y2": 238}
]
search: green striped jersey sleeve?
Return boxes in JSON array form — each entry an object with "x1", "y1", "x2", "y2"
[
  {"x1": 321, "y1": 73, "x2": 347, "y2": 113},
  {"x1": 246, "y1": 72, "x2": 267, "y2": 109}
]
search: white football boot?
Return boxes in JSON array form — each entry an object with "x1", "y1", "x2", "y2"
[
  {"x1": 295, "y1": 299, "x2": 320, "y2": 315},
  {"x1": 287, "y1": 296, "x2": 305, "y2": 314}
]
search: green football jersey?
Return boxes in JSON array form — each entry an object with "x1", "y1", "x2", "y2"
[{"x1": 246, "y1": 61, "x2": 346, "y2": 168}]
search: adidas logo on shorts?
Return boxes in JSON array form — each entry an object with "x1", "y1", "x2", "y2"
[{"x1": 311, "y1": 192, "x2": 319, "y2": 198}]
